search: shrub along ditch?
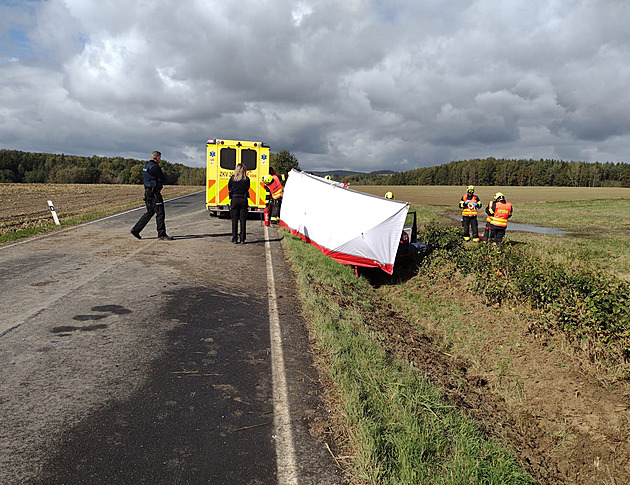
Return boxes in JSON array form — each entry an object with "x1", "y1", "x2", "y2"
[
  {"x1": 282, "y1": 230, "x2": 533, "y2": 484},
  {"x1": 419, "y1": 220, "x2": 630, "y2": 369}
]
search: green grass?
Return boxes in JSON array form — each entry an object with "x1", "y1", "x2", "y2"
[
  {"x1": 507, "y1": 199, "x2": 630, "y2": 281},
  {"x1": 0, "y1": 210, "x2": 114, "y2": 245},
  {"x1": 411, "y1": 198, "x2": 630, "y2": 280},
  {"x1": 282, "y1": 230, "x2": 534, "y2": 484}
]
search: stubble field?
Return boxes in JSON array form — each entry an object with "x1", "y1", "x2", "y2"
[
  {"x1": 357, "y1": 184, "x2": 630, "y2": 205},
  {"x1": 0, "y1": 183, "x2": 202, "y2": 237}
]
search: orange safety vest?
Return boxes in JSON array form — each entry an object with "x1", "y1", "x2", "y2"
[
  {"x1": 460, "y1": 194, "x2": 480, "y2": 216},
  {"x1": 489, "y1": 200, "x2": 512, "y2": 227},
  {"x1": 266, "y1": 174, "x2": 283, "y2": 199}
]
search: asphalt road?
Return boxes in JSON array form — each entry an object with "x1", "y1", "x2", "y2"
[{"x1": 0, "y1": 191, "x2": 340, "y2": 485}]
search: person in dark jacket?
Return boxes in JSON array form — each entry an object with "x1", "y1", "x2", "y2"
[
  {"x1": 228, "y1": 163, "x2": 250, "y2": 244},
  {"x1": 130, "y1": 151, "x2": 173, "y2": 240}
]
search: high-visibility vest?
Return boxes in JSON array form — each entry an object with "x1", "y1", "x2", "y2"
[
  {"x1": 460, "y1": 194, "x2": 480, "y2": 216},
  {"x1": 266, "y1": 175, "x2": 283, "y2": 199},
  {"x1": 489, "y1": 200, "x2": 512, "y2": 227}
]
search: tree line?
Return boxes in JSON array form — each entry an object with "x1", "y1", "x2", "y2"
[
  {"x1": 3, "y1": 149, "x2": 628, "y2": 188},
  {"x1": 337, "y1": 158, "x2": 630, "y2": 187},
  {"x1": 0, "y1": 148, "x2": 302, "y2": 186},
  {"x1": 0, "y1": 149, "x2": 205, "y2": 185}
]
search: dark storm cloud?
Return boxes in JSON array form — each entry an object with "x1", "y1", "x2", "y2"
[{"x1": 1, "y1": 0, "x2": 630, "y2": 171}]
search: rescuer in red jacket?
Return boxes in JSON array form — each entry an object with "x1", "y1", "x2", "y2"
[
  {"x1": 459, "y1": 185, "x2": 481, "y2": 242},
  {"x1": 485, "y1": 192, "x2": 513, "y2": 246}
]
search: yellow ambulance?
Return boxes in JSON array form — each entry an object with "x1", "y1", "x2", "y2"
[{"x1": 206, "y1": 138, "x2": 271, "y2": 216}]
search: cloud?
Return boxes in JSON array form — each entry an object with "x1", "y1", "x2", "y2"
[{"x1": 1, "y1": 0, "x2": 630, "y2": 171}]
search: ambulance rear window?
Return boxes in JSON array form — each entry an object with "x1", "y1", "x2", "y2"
[
  {"x1": 241, "y1": 149, "x2": 257, "y2": 171},
  {"x1": 220, "y1": 147, "x2": 236, "y2": 170}
]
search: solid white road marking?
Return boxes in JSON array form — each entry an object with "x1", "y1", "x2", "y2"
[{"x1": 264, "y1": 225, "x2": 299, "y2": 484}]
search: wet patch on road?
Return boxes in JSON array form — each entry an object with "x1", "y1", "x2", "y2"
[
  {"x1": 51, "y1": 324, "x2": 108, "y2": 334},
  {"x1": 40, "y1": 287, "x2": 277, "y2": 485}
]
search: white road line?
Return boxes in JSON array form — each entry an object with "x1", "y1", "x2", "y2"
[
  {"x1": 264, "y1": 225, "x2": 299, "y2": 485},
  {"x1": 0, "y1": 191, "x2": 202, "y2": 251}
]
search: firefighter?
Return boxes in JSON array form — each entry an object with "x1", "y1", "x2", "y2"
[
  {"x1": 459, "y1": 185, "x2": 481, "y2": 242},
  {"x1": 263, "y1": 168, "x2": 283, "y2": 224},
  {"x1": 486, "y1": 192, "x2": 513, "y2": 246},
  {"x1": 483, "y1": 193, "x2": 497, "y2": 243}
]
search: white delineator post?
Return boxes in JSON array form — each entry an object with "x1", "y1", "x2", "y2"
[{"x1": 47, "y1": 200, "x2": 60, "y2": 225}]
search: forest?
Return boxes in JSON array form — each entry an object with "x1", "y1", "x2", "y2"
[
  {"x1": 0, "y1": 149, "x2": 205, "y2": 185},
  {"x1": 0, "y1": 148, "x2": 301, "y2": 186},
  {"x1": 2, "y1": 149, "x2": 630, "y2": 188},
  {"x1": 337, "y1": 157, "x2": 630, "y2": 187}
]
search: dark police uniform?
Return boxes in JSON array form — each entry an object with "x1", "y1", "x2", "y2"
[{"x1": 131, "y1": 159, "x2": 170, "y2": 239}]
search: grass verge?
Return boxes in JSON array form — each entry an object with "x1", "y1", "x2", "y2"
[
  {"x1": 282, "y1": 230, "x2": 534, "y2": 484},
  {"x1": 0, "y1": 209, "x2": 121, "y2": 245}
]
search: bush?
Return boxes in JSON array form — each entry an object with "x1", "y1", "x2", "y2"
[{"x1": 419, "y1": 226, "x2": 630, "y2": 362}]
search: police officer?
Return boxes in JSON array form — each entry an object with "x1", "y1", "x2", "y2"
[{"x1": 131, "y1": 151, "x2": 173, "y2": 240}]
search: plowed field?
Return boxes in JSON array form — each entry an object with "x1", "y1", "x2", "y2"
[{"x1": 0, "y1": 183, "x2": 202, "y2": 236}]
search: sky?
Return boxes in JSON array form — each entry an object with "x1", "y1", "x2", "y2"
[{"x1": 1, "y1": 0, "x2": 630, "y2": 172}]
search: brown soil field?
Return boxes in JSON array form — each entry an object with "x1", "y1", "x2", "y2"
[
  {"x1": 0, "y1": 183, "x2": 202, "y2": 236},
  {"x1": 356, "y1": 184, "x2": 630, "y2": 205},
  {"x1": 378, "y1": 275, "x2": 630, "y2": 485}
]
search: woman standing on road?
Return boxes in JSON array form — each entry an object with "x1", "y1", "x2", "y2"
[{"x1": 228, "y1": 163, "x2": 250, "y2": 244}]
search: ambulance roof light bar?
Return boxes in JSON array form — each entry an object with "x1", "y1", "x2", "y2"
[{"x1": 206, "y1": 139, "x2": 268, "y2": 147}]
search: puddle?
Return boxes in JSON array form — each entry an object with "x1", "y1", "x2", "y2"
[
  {"x1": 506, "y1": 222, "x2": 568, "y2": 235},
  {"x1": 449, "y1": 216, "x2": 568, "y2": 235}
]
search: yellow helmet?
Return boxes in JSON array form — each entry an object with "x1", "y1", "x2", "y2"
[
  {"x1": 494, "y1": 192, "x2": 504, "y2": 200},
  {"x1": 325, "y1": 175, "x2": 331, "y2": 180},
  {"x1": 263, "y1": 174, "x2": 273, "y2": 184},
  {"x1": 467, "y1": 185, "x2": 475, "y2": 193},
  {"x1": 385, "y1": 191, "x2": 393, "y2": 199}
]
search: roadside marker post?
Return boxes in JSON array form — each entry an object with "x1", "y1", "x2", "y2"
[{"x1": 47, "y1": 200, "x2": 61, "y2": 225}]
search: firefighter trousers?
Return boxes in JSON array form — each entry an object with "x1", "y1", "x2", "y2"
[
  {"x1": 462, "y1": 215, "x2": 478, "y2": 239},
  {"x1": 490, "y1": 225, "x2": 507, "y2": 245},
  {"x1": 270, "y1": 197, "x2": 282, "y2": 221}
]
